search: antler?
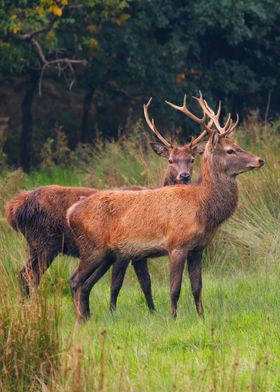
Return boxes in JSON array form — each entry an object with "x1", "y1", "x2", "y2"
[
  {"x1": 189, "y1": 130, "x2": 208, "y2": 148},
  {"x1": 165, "y1": 94, "x2": 218, "y2": 148},
  {"x1": 143, "y1": 98, "x2": 172, "y2": 148},
  {"x1": 194, "y1": 91, "x2": 239, "y2": 136},
  {"x1": 165, "y1": 94, "x2": 214, "y2": 136}
]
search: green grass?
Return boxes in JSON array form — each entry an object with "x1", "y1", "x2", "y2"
[
  {"x1": 0, "y1": 118, "x2": 280, "y2": 391},
  {"x1": 1, "y1": 226, "x2": 280, "y2": 391}
]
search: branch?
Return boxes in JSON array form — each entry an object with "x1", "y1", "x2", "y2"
[
  {"x1": 38, "y1": 54, "x2": 87, "y2": 96},
  {"x1": 10, "y1": 9, "x2": 87, "y2": 96},
  {"x1": 16, "y1": 15, "x2": 59, "y2": 41}
]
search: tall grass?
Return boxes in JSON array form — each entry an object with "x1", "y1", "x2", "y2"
[
  {"x1": 0, "y1": 223, "x2": 61, "y2": 392},
  {"x1": 0, "y1": 115, "x2": 279, "y2": 391}
]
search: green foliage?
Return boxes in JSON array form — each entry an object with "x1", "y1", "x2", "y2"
[
  {"x1": 83, "y1": 123, "x2": 164, "y2": 188},
  {"x1": 2, "y1": 0, "x2": 280, "y2": 168},
  {"x1": 0, "y1": 169, "x2": 25, "y2": 215},
  {"x1": 40, "y1": 137, "x2": 55, "y2": 170},
  {"x1": 40, "y1": 128, "x2": 73, "y2": 170},
  {"x1": 54, "y1": 128, "x2": 71, "y2": 165},
  {"x1": 90, "y1": 0, "x2": 280, "y2": 113},
  {"x1": 0, "y1": 0, "x2": 128, "y2": 75}
]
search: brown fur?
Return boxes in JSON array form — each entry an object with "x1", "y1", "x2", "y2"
[
  {"x1": 151, "y1": 142, "x2": 206, "y2": 185},
  {"x1": 5, "y1": 141, "x2": 205, "y2": 303},
  {"x1": 5, "y1": 191, "x2": 31, "y2": 230},
  {"x1": 4, "y1": 185, "x2": 98, "y2": 296},
  {"x1": 67, "y1": 134, "x2": 264, "y2": 321}
]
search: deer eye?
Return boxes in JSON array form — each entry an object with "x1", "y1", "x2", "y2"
[
  {"x1": 191, "y1": 158, "x2": 195, "y2": 163},
  {"x1": 168, "y1": 159, "x2": 173, "y2": 164},
  {"x1": 227, "y1": 149, "x2": 235, "y2": 155}
]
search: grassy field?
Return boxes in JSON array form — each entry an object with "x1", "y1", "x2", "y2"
[{"x1": 0, "y1": 119, "x2": 280, "y2": 391}]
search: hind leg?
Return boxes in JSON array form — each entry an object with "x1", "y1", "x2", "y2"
[
  {"x1": 19, "y1": 246, "x2": 58, "y2": 296},
  {"x1": 70, "y1": 252, "x2": 115, "y2": 321},
  {"x1": 18, "y1": 256, "x2": 37, "y2": 296},
  {"x1": 169, "y1": 249, "x2": 188, "y2": 318},
  {"x1": 187, "y1": 247, "x2": 204, "y2": 317},
  {"x1": 109, "y1": 259, "x2": 130, "y2": 312},
  {"x1": 132, "y1": 259, "x2": 155, "y2": 312}
]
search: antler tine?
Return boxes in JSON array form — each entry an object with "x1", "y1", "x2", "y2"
[
  {"x1": 189, "y1": 117, "x2": 215, "y2": 147},
  {"x1": 200, "y1": 95, "x2": 221, "y2": 119},
  {"x1": 195, "y1": 91, "x2": 240, "y2": 136},
  {"x1": 223, "y1": 113, "x2": 232, "y2": 131},
  {"x1": 189, "y1": 130, "x2": 208, "y2": 148},
  {"x1": 198, "y1": 95, "x2": 235, "y2": 135},
  {"x1": 224, "y1": 114, "x2": 239, "y2": 136},
  {"x1": 165, "y1": 93, "x2": 213, "y2": 134},
  {"x1": 143, "y1": 98, "x2": 172, "y2": 148},
  {"x1": 193, "y1": 92, "x2": 222, "y2": 128}
]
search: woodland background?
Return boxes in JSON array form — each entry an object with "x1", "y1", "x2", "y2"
[{"x1": 0, "y1": 0, "x2": 280, "y2": 171}]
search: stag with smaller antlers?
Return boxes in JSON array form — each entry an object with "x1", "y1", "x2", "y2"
[{"x1": 67, "y1": 92, "x2": 264, "y2": 322}]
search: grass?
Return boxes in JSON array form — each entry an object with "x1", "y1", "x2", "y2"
[
  {"x1": 0, "y1": 117, "x2": 280, "y2": 391},
  {"x1": 1, "y1": 234, "x2": 280, "y2": 391}
]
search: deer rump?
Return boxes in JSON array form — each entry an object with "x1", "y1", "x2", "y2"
[{"x1": 5, "y1": 185, "x2": 97, "y2": 257}]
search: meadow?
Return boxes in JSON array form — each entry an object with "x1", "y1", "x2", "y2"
[{"x1": 0, "y1": 117, "x2": 280, "y2": 391}]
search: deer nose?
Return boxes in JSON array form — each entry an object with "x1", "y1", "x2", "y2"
[
  {"x1": 179, "y1": 172, "x2": 191, "y2": 181},
  {"x1": 258, "y1": 158, "x2": 265, "y2": 167}
]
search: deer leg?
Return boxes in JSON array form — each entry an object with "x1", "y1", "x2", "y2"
[
  {"x1": 109, "y1": 259, "x2": 130, "y2": 312},
  {"x1": 132, "y1": 258, "x2": 156, "y2": 312},
  {"x1": 187, "y1": 247, "x2": 204, "y2": 317},
  {"x1": 18, "y1": 254, "x2": 38, "y2": 296},
  {"x1": 169, "y1": 249, "x2": 187, "y2": 319},
  {"x1": 70, "y1": 253, "x2": 116, "y2": 322},
  {"x1": 69, "y1": 261, "x2": 100, "y2": 320},
  {"x1": 19, "y1": 246, "x2": 58, "y2": 296}
]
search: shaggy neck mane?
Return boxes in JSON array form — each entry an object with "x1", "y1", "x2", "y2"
[{"x1": 197, "y1": 153, "x2": 238, "y2": 232}]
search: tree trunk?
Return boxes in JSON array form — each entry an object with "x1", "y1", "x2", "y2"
[
  {"x1": 20, "y1": 71, "x2": 39, "y2": 172},
  {"x1": 81, "y1": 88, "x2": 95, "y2": 143}
]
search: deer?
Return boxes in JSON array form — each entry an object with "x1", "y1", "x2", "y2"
[
  {"x1": 66, "y1": 92, "x2": 264, "y2": 322},
  {"x1": 109, "y1": 99, "x2": 207, "y2": 311},
  {"x1": 4, "y1": 100, "x2": 206, "y2": 311}
]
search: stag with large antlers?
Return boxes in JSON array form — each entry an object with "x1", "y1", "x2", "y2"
[{"x1": 67, "y1": 92, "x2": 264, "y2": 322}]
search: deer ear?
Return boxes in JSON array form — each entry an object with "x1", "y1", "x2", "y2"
[
  {"x1": 150, "y1": 142, "x2": 170, "y2": 158},
  {"x1": 191, "y1": 141, "x2": 207, "y2": 156},
  {"x1": 208, "y1": 132, "x2": 220, "y2": 152}
]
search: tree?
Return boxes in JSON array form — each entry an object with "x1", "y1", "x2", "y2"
[{"x1": 0, "y1": 0, "x2": 87, "y2": 171}]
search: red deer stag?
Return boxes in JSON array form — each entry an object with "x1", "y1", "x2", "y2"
[
  {"x1": 67, "y1": 92, "x2": 264, "y2": 322},
  {"x1": 5, "y1": 102, "x2": 206, "y2": 311}
]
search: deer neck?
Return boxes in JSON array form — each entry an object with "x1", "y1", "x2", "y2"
[
  {"x1": 162, "y1": 167, "x2": 177, "y2": 186},
  {"x1": 198, "y1": 155, "x2": 238, "y2": 232}
]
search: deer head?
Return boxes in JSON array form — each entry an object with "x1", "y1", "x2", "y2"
[
  {"x1": 143, "y1": 98, "x2": 209, "y2": 184},
  {"x1": 193, "y1": 92, "x2": 265, "y2": 176},
  {"x1": 166, "y1": 92, "x2": 264, "y2": 178}
]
